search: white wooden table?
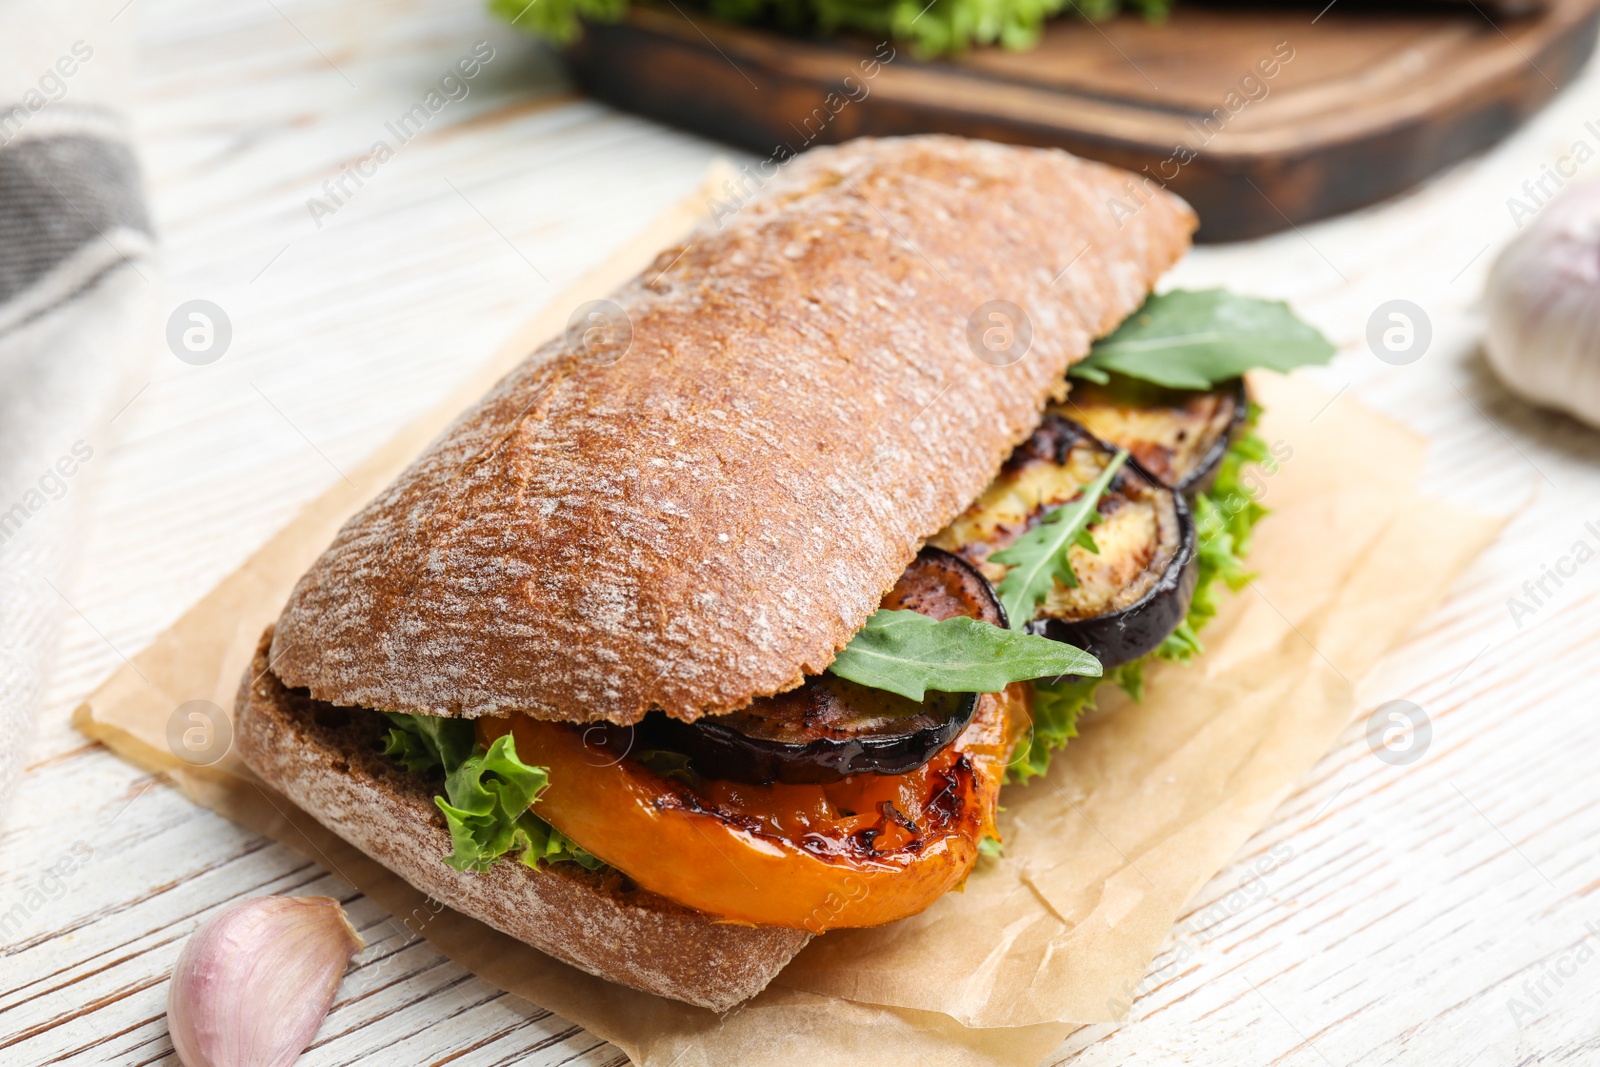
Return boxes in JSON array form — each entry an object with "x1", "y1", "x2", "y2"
[{"x1": 6, "y1": 1, "x2": 1600, "y2": 1063}]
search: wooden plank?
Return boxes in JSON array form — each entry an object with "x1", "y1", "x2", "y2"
[{"x1": 565, "y1": 0, "x2": 1600, "y2": 238}]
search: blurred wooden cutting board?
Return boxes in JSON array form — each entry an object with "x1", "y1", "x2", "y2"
[{"x1": 566, "y1": 1, "x2": 1600, "y2": 240}]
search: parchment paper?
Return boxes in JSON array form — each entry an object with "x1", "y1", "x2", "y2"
[{"x1": 74, "y1": 167, "x2": 1506, "y2": 1066}]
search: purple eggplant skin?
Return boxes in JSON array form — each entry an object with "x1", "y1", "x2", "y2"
[
  {"x1": 638, "y1": 547, "x2": 1007, "y2": 786},
  {"x1": 1062, "y1": 376, "x2": 1249, "y2": 496},
  {"x1": 634, "y1": 687, "x2": 975, "y2": 785},
  {"x1": 1179, "y1": 377, "x2": 1249, "y2": 496}
]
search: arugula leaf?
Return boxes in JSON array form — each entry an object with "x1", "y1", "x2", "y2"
[
  {"x1": 1071, "y1": 290, "x2": 1334, "y2": 391},
  {"x1": 380, "y1": 713, "x2": 601, "y2": 873},
  {"x1": 490, "y1": 0, "x2": 1170, "y2": 58},
  {"x1": 827, "y1": 609, "x2": 1100, "y2": 700},
  {"x1": 989, "y1": 449, "x2": 1128, "y2": 630}
]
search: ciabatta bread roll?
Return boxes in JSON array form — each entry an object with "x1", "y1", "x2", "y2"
[
  {"x1": 267, "y1": 135, "x2": 1193, "y2": 724},
  {"x1": 238, "y1": 135, "x2": 1196, "y2": 1008}
]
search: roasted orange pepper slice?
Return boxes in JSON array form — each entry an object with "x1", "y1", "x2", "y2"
[{"x1": 479, "y1": 683, "x2": 1027, "y2": 931}]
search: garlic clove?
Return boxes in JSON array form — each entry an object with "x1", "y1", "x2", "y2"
[
  {"x1": 1484, "y1": 179, "x2": 1600, "y2": 429},
  {"x1": 167, "y1": 895, "x2": 365, "y2": 1067}
]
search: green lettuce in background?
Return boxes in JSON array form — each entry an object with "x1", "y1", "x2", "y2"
[{"x1": 490, "y1": 0, "x2": 1170, "y2": 58}]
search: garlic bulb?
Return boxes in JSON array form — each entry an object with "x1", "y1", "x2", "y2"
[
  {"x1": 167, "y1": 896, "x2": 364, "y2": 1067},
  {"x1": 1484, "y1": 180, "x2": 1600, "y2": 428}
]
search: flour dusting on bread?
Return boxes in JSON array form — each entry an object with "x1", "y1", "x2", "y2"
[{"x1": 269, "y1": 136, "x2": 1195, "y2": 723}]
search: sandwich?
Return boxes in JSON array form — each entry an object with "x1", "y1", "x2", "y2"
[{"x1": 235, "y1": 135, "x2": 1332, "y2": 1010}]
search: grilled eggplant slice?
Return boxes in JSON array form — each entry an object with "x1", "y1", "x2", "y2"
[
  {"x1": 1057, "y1": 376, "x2": 1247, "y2": 495},
  {"x1": 638, "y1": 548, "x2": 1006, "y2": 786},
  {"x1": 929, "y1": 415, "x2": 1196, "y2": 668}
]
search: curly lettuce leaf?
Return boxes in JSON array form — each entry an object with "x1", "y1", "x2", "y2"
[
  {"x1": 380, "y1": 713, "x2": 601, "y2": 872},
  {"x1": 382, "y1": 712, "x2": 475, "y2": 774},
  {"x1": 489, "y1": 0, "x2": 630, "y2": 44},
  {"x1": 491, "y1": 0, "x2": 1170, "y2": 58},
  {"x1": 1156, "y1": 405, "x2": 1269, "y2": 663},
  {"x1": 1007, "y1": 660, "x2": 1143, "y2": 784}
]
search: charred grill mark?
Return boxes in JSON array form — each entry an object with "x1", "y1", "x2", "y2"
[
  {"x1": 654, "y1": 789, "x2": 772, "y2": 839},
  {"x1": 638, "y1": 747, "x2": 979, "y2": 867},
  {"x1": 1007, "y1": 471, "x2": 1134, "y2": 543},
  {"x1": 924, "y1": 758, "x2": 972, "y2": 830},
  {"x1": 849, "y1": 827, "x2": 881, "y2": 857},
  {"x1": 880, "y1": 800, "x2": 919, "y2": 835},
  {"x1": 1002, "y1": 412, "x2": 1084, "y2": 471}
]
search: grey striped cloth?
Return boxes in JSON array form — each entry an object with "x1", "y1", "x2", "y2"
[{"x1": 0, "y1": 6, "x2": 154, "y2": 823}]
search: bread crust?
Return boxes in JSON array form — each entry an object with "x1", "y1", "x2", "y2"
[
  {"x1": 236, "y1": 629, "x2": 810, "y2": 1010},
  {"x1": 269, "y1": 135, "x2": 1195, "y2": 724}
]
